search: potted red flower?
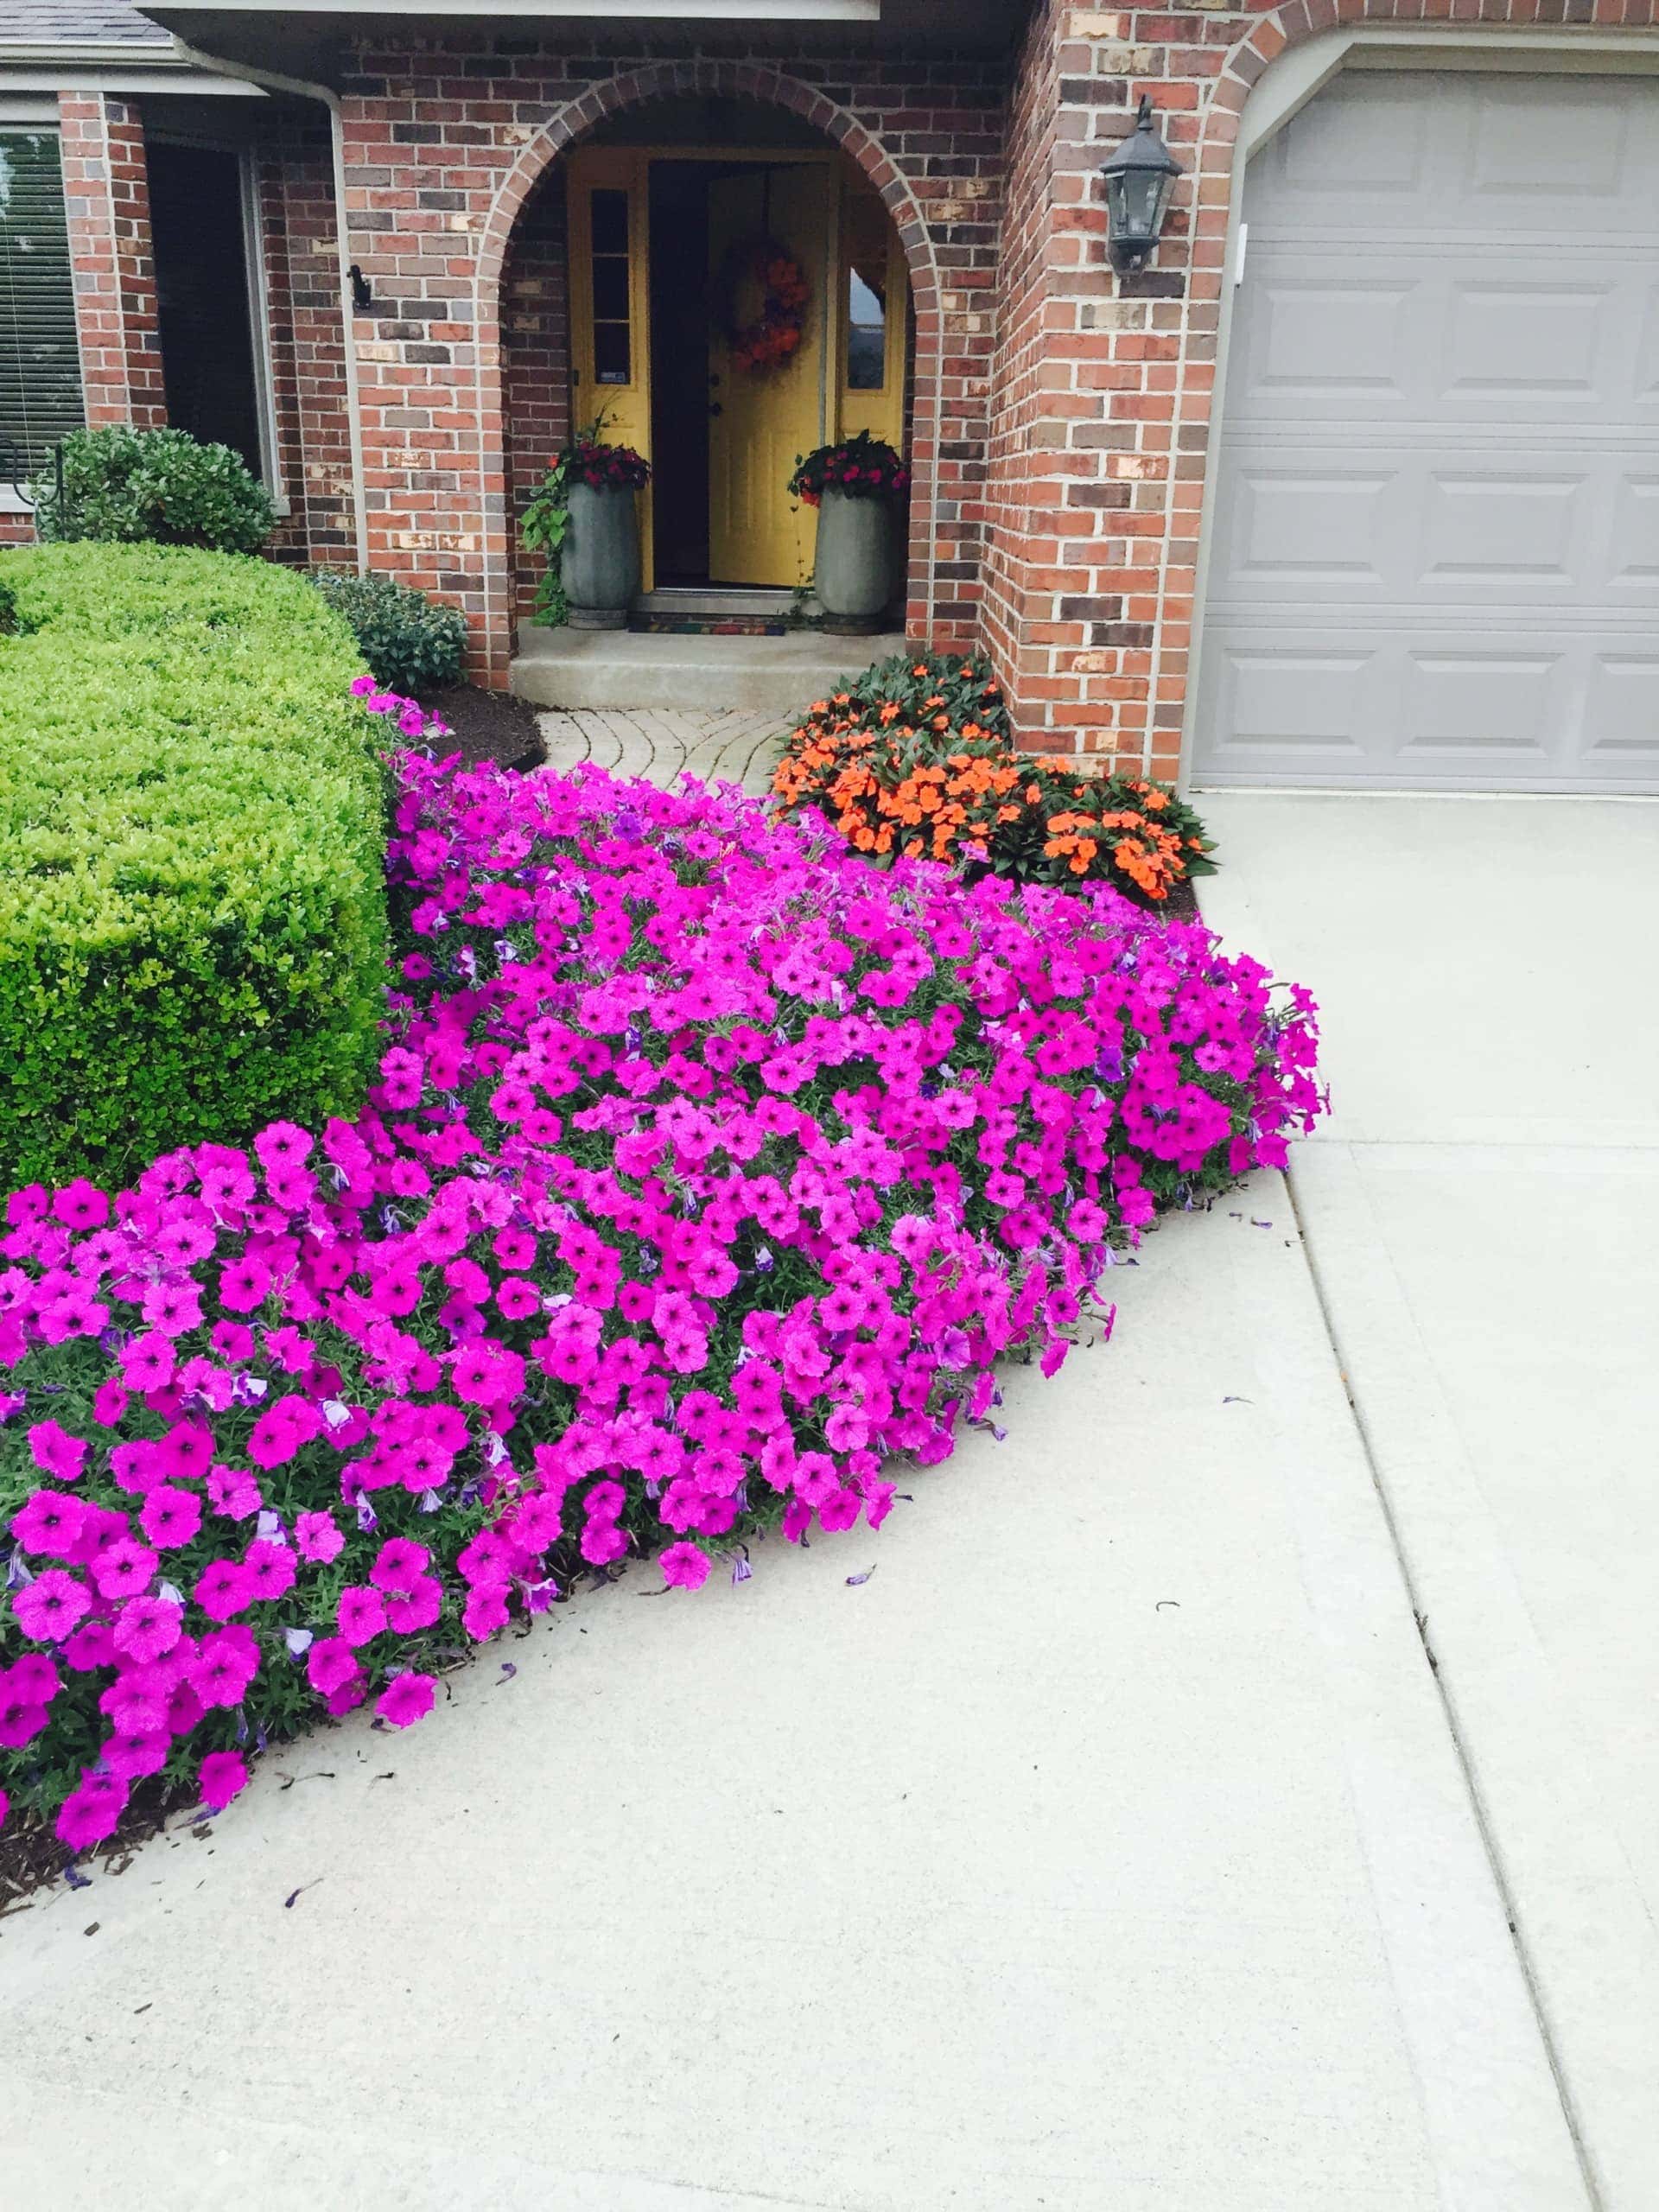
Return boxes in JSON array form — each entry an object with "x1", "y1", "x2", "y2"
[
  {"x1": 787, "y1": 432, "x2": 909, "y2": 633},
  {"x1": 521, "y1": 425, "x2": 652, "y2": 630}
]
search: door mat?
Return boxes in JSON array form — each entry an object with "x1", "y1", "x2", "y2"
[{"x1": 630, "y1": 613, "x2": 792, "y2": 637}]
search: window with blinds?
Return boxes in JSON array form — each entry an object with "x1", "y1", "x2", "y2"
[{"x1": 0, "y1": 130, "x2": 85, "y2": 482}]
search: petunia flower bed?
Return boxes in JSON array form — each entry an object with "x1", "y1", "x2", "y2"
[{"x1": 0, "y1": 725, "x2": 1321, "y2": 1854}]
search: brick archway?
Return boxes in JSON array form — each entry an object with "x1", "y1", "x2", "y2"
[{"x1": 472, "y1": 61, "x2": 949, "y2": 675}]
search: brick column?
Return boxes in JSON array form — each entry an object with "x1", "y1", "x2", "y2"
[{"x1": 58, "y1": 92, "x2": 165, "y2": 430}]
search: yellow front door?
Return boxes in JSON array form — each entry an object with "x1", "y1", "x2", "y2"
[{"x1": 705, "y1": 165, "x2": 832, "y2": 588}]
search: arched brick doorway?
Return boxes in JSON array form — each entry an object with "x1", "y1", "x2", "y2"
[{"x1": 473, "y1": 63, "x2": 956, "y2": 683}]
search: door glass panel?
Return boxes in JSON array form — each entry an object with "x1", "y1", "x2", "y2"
[
  {"x1": 842, "y1": 184, "x2": 890, "y2": 392},
  {"x1": 594, "y1": 320, "x2": 631, "y2": 385},
  {"x1": 590, "y1": 188, "x2": 628, "y2": 257},
  {"x1": 592, "y1": 257, "x2": 629, "y2": 323},
  {"x1": 589, "y1": 185, "x2": 632, "y2": 385},
  {"x1": 847, "y1": 269, "x2": 885, "y2": 391}
]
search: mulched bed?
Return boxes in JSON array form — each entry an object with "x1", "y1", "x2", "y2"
[{"x1": 421, "y1": 682, "x2": 545, "y2": 770}]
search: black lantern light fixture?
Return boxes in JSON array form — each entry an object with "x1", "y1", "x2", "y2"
[{"x1": 1100, "y1": 95, "x2": 1184, "y2": 274}]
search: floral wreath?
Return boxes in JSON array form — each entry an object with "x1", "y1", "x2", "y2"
[{"x1": 716, "y1": 235, "x2": 810, "y2": 375}]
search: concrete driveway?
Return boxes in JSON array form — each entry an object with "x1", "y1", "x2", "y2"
[{"x1": 1198, "y1": 791, "x2": 1659, "y2": 2212}]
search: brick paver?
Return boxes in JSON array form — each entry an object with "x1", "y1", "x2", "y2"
[{"x1": 535, "y1": 708, "x2": 788, "y2": 797}]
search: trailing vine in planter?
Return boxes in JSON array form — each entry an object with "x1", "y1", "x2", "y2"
[{"x1": 520, "y1": 416, "x2": 652, "y2": 629}]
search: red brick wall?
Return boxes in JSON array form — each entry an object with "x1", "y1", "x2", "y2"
[
  {"x1": 258, "y1": 127, "x2": 357, "y2": 568},
  {"x1": 58, "y1": 92, "x2": 164, "y2": 433},
  {"x1": 502, "y1": 170, "x2": 569, "y2": 626},
  {"x1": 336, "y1": 38, "x2": 1007, "y2": 684}
]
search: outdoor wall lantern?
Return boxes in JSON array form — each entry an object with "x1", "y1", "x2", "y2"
[{"x1": 1100, "y1": 96, "x2": 1184, "y2": 273}]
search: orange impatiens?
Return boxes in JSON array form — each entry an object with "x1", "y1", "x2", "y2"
[{"x1": 772, "y1": 650, "x2": 1217, "y2": 909}]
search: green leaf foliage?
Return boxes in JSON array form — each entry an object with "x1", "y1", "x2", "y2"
[
  {"x1": 29, "y1": 427, "x2": 276, "y2": 555},
  {"x1": 311, "y1": 569, "x2": 469, "y2": 696},
  {"x1": 0, "y1": 543, "x2": 390, "y2": 1187}
]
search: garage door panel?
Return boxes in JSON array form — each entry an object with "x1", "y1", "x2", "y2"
[
  {"x1": 1443, "y1": 282, "x2": 1611, "y2": 401},
  {"x1": 1251, "y1": 70, "x2": 1659, "y2": 236},
  {"x1": 1401, "y1": 650, "x2": 1564, "y2": 763},
  {"x1": 1421, "y1": 473, "x2": 1585, "y2": 588},
  {"x1": 1211, "y1": 446, "x2": 1640, "y2": 611},
  {"x1": 1584, "y1": 659, "x2": 1659, "y2": 769},
  {"x1": 1203, "y1": 639, "x2": 1382, "y2": 771},
  {"x1": 1608, "y1": 480, "x2": 1659, "y2": 591},
  {"x1": 1195, "y1": 68, "x2": 1659, "y2": 792},
  {"x1": 1236, "y1": 254, "x2": 1648, "y2": 427}
]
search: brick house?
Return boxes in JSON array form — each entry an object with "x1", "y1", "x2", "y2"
[{"x1": 2, "y1": 0, "x2": 1655, "y2": 789}]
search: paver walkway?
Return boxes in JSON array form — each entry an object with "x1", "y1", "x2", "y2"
[
  {"x1": 537, "y1": 707, "x2": 786, "y2": 795},
  {"x1": 1198, "y1": 791, "x2": 1659, "y2": 2211}
]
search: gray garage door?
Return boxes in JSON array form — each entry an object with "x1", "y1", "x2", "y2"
[{"x1": 1193, "y1": 69, "x2": 1659, "y2": 791}]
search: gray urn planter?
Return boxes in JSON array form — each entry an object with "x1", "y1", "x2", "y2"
[
  {"x1": 813, "y1": 487, "x2": 897, "y2": 633},
  {"x1": 560, "y1": 480, "x2": 640, "y2": 629}
]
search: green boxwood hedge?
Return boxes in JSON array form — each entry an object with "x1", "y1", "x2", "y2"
[{"x1": 0, "y1": 543, "x2": 389, "y2": 1188}]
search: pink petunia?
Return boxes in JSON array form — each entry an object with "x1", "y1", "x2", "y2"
[
  {"x1": 193, "y1": 1559, "x2": 252, "y2": 1623},
  {"x1": 62, "y1": 1618, "x2": 118, "y2": 1673},
  {"x1": 28, "y1": 1420, "x2": 87, "y2": 1483},
  {"x1": 10, "y1": 1488, "x2": 87, "y2": 1558},
  {"x1": 197, "y1": 1750, "x2": 249, "y2": 1813},
  {"x1": 91, "y1": 1537, "x2": 159, "y2": 1601},
  {"x1": 112, "y1": 1594, "x2": 184, "y2": 1663},
  {"x1": 51, "y1": 1177, "x2": 110, "y2": 1230},
  {"x1": 336, "y1": 1584, "x2": 387, "y2": 1648},
  {"x1": 11, "y1": 1568, "x2": 92, "y2": 1643},
  {"x1": 376, "y1": 1672, "x2": 437, "y2": 1729},
  {"x1": 56, "y1": 1770, "x2": 129, "y2": 1852},
  {"x1": 293, "y1": 1509, "x2": 344, "y2": 1564},
  {"x1": 217, "y1": 1255, "x2": 272, "y2": 1313},
  {"x1": 385, "y1": 1574, "x2": 442, "y2": 1633},
  {"x1": 369, "y1": 1536, "x2": 429, "y2": 1597},
  {"x1": 241, "y1": 1537, "x2": 296, "y2": 1603},
  {"x1": 103, "y1": 1730, "x2": 170, "y2": 1781},
  {"x1": 92, "y1": 1379, "x2": 130, "y2": 1427},
  {"x1": 192, "y1": 1625, "x2": 260, "y2": 1708},
  {"x1": 461, "y1": 1581, "x2": 509, "y2": 1641},
  {"x1": 305, "y1": 1635, "x2": 359, "y2": 1697},
  {"x1": 119, "y1": 1331, "x2": 176, "y2": 1391},
  {"x1": 140, "y1": 1484, "x2": 203, "y2": 1550},
  {"x1": 660, "y1": 1541, "x2": 712, "y2": 1592}
]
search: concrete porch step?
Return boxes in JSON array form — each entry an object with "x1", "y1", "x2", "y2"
[
  {"x1": 632, "y1": 588, "x2": 795, "y2": 619},
  {"x1": 511, "y1": 624, "x2": 906, "y2": 715}
]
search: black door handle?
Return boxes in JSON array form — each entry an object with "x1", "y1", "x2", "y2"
[{"x1": 708, "y1": 402, "x2": 723, "y2": 417}]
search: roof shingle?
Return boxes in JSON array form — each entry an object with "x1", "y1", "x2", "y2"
[{"x1": 2, "y1": 0, "x2": 172, "y2": 46}]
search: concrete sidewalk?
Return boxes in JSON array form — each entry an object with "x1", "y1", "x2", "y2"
[
  {"x1": 1198, "y1": 791, "x2": 1659, "y2": 2211},
  {"x1": 0, "y1": 1166, "x2": 1586, "y2": 2207}
]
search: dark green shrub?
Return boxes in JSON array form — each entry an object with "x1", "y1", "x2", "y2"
[
  {"x1": 0, "y1": 543, "x2": 388, "y2": 1187},
  {"x1": 30, "y1": 426, "x2": 275, "y2": 554},
  {"x1": 312, "y1": 569, "x2": 469, "y2": 696}
]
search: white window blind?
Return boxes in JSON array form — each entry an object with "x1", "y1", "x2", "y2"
[{"x1": 0, "y1": 130, "x2": 85, "y2": 482}]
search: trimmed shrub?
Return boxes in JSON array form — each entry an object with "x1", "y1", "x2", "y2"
[
  {"x1": 773, "y1": 649, "x2": 1217, "y2": 906},
  {"x1": 31, "y1": 427, "x2": 275, "y2": 554},
  {"x1": 0, "y1": 544, "x2": 388, "y2": 1188},
  {"x1": 312, "y1": 569, "x2": 469, "y2": 696}
]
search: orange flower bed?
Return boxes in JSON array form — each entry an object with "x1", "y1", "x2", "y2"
[{"x1": 772, "y1": 652, "x2": 1216, "y2": 907}]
